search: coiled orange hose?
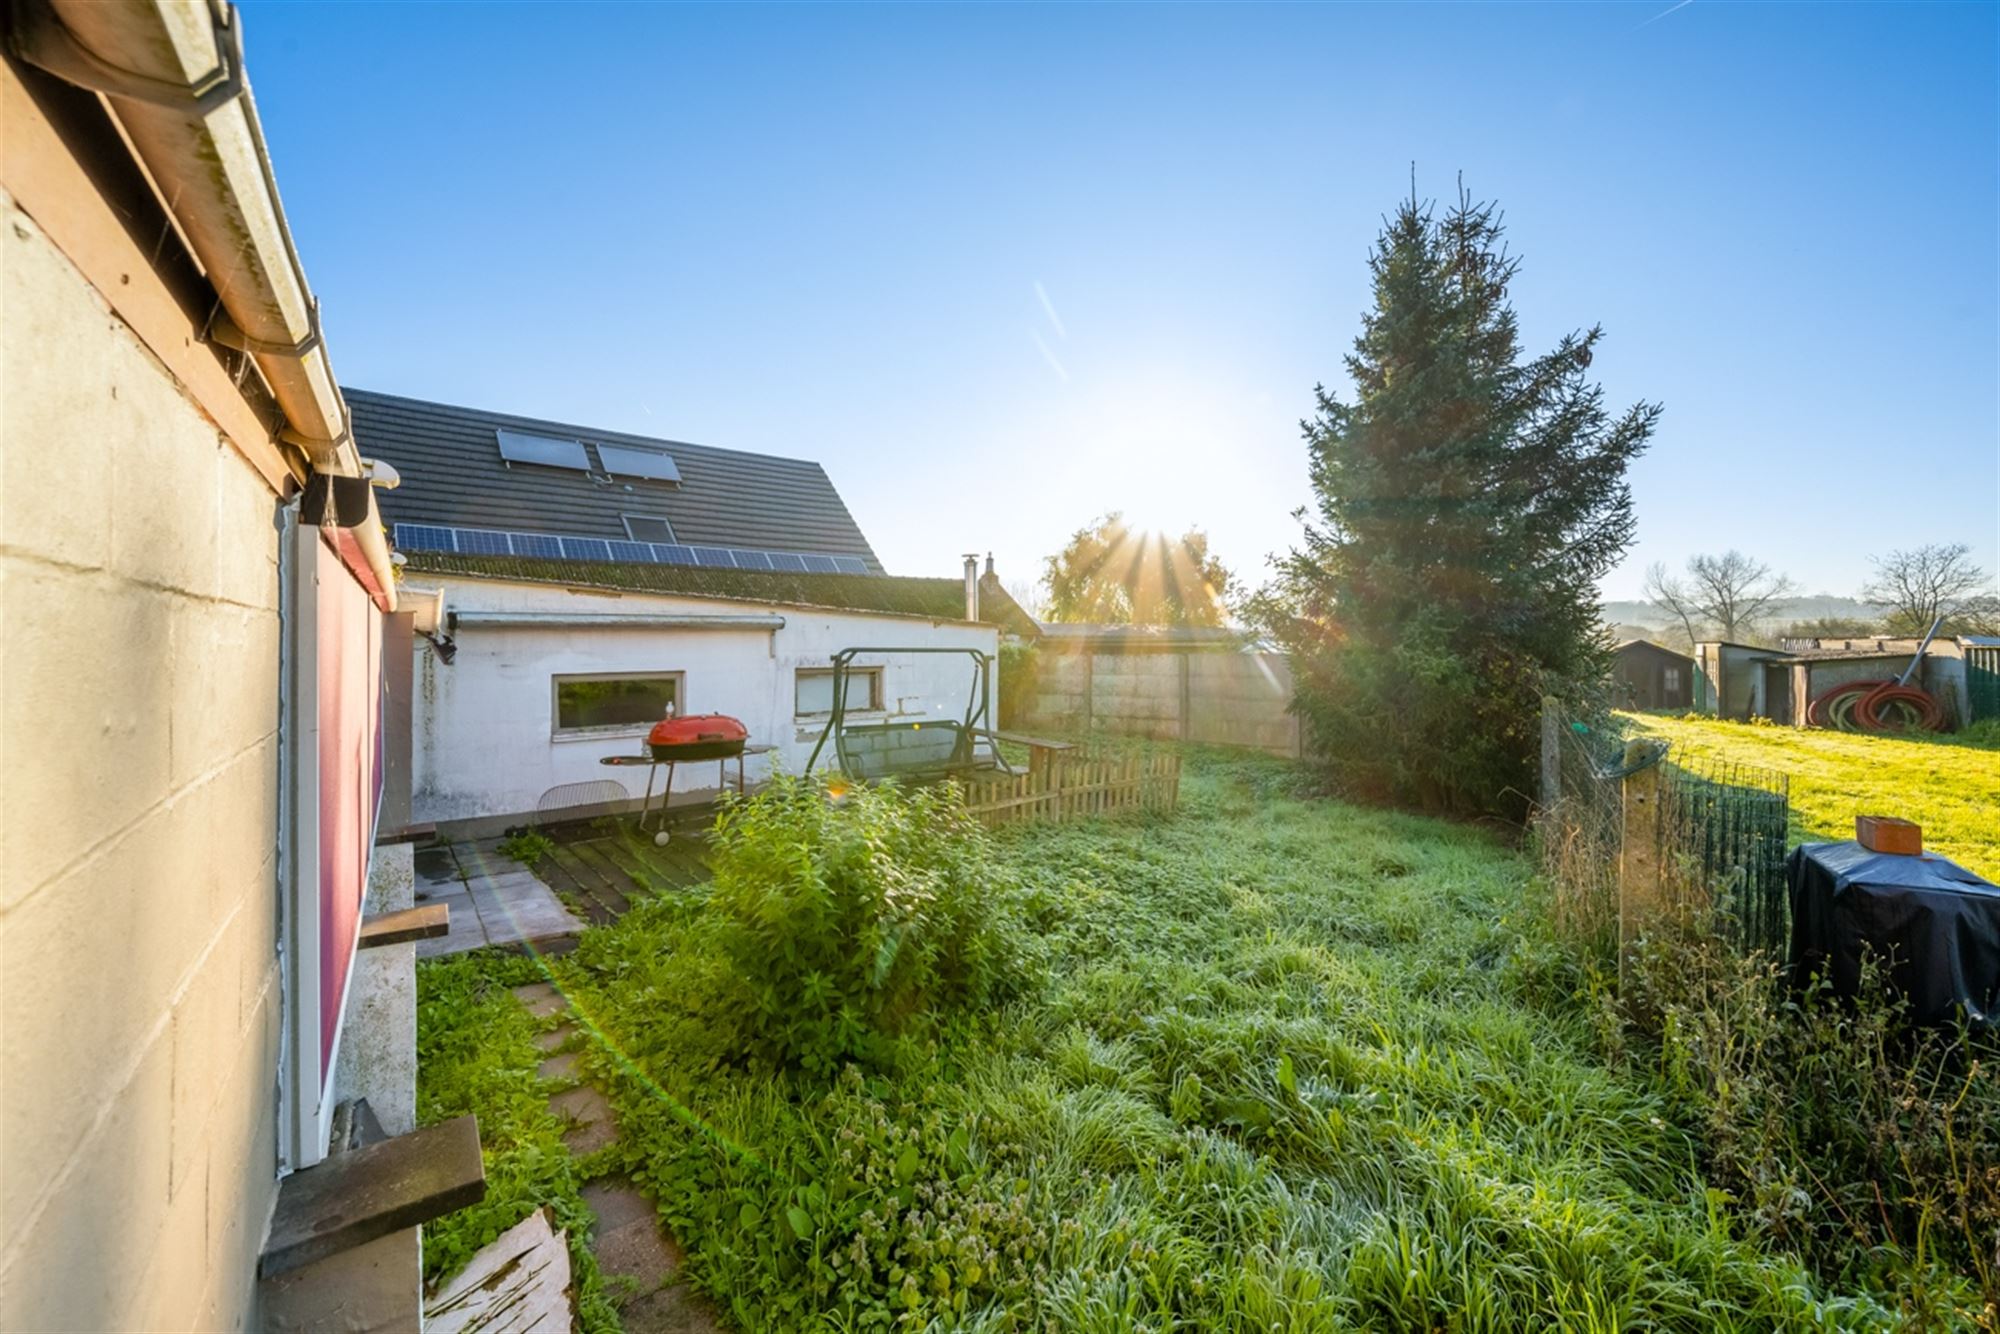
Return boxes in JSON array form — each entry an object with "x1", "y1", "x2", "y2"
[{"x1": 1806, "y1": 678, "x2": 1945, "y2": 732}]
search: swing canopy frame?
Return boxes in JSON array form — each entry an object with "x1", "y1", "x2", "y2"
[{"x1": 802, "y1": 646, "x2": 1011, "y2": 783}]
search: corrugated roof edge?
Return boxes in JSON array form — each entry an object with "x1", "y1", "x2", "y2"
[{"x1": 404, "y1": 552, "x2": 1039, "y2": 635}]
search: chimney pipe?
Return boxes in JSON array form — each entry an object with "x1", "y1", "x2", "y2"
[
  {"x1": 963, "y1": 553, "x2": 980, "y2": 621},
  {"x1": 984, "y1": 552, "x2": 995, "y2": 578}
]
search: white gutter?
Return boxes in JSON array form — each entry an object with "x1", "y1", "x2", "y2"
[
  {"x1": 11, "y1": 0, "x2": 397, "y2": 611},
  {"x1": 449, "y1": 612, "x2": 788, "y2": 632}
]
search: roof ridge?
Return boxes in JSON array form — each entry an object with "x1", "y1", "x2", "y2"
[{"x1": 346, "y1": 386, "x2": 831, "y2": 472}]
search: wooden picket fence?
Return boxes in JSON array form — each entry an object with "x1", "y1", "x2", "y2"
[{"x1": 960, "y1": 750, "x2": 1182, "y2": 829}]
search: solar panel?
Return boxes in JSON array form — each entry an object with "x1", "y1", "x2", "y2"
[
  {"x1": 496, "y1": 429, "x2": 590, "y2": 471},
  {"x1": 510, "y1": 533, "x2": 563, "y2": 559},
  {"x1": 395, "y1": 524, "x2": 455, "y2": 552},
  {"x1": 395, "y1": 525, "x2": 878, "y2": 577},
  {"x1": 455, "y1": 528, "x2": 512, "y2": 557},
  {"x1": 597, "y1": 444, "x2": 682, "y2": 484}
]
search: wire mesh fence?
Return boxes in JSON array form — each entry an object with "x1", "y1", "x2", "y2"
[
  {"x1": 1657, "y1": 756, "x2": 1791, "y2": 955},
  {"x1": 1536, "y1": 700, "x2": 1792, "y2": 964}
]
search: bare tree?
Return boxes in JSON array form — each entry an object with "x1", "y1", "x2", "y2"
[
  {"x1": 1641, "y1": 562, "x2": 1703, "y2": 650},
  {"x1": 1685, "y1": 551, "x2": 1796, "y2": 641},
  {"x1": 1645, "y1": 551, "x2": 1796, "y2": 644},
  {"x1": 1862, "y1": 542, "x2": 1994, "y2": 634}
]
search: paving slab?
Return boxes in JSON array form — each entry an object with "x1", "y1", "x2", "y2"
[
  {"x1": 471, "y1": 889, "x2": 583, "y2": 944},
  {"x1": 413, "y1": 844, "x2": 463, "y2": 885},
  {"x1": 580, "y1": 1179, "x2": 658, "y2": 1234},
  {"x1": 618, "y1": 1284, "x2": 724, "y2": 1334},
  {"x1": 510, "y1": 982, "x2": 567, "y2": 1018},
  {"x1": 418, "y1": 854, "x2": 582, "y2": 955},
  {"x1": 416, "y1": 923, "x2": 489, "y2": 959},
  {"x1": 536, "y1": 1050, "x2": 581, "y2": 1082},
  {"x1": 581, "y1": 1181, "x2": 724, "y2": 1334},
  {"x1": 533, "y1": 1022, "x2": 577, "y2": 1054},
  {"x1": 550, "y1": 1084, "x2": 619, "y2": 1156}
]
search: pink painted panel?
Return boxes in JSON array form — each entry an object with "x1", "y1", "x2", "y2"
[{"x1": 316, "y1": 538, "x2": 382, "y2": 1079}]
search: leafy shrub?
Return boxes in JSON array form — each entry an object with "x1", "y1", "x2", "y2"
[
  {"x1": 498, "y1": 829, "x2": 556, "y2": 867},
  {"x1": 701, "y1": 773, "x2": 1033, "y2": 1075},
  {"x1": 998, "y1": 640, "x2": 1041, "y2": 729}
]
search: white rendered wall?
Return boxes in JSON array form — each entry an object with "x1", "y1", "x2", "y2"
[{"x1": 411, "y1": 577, "x2": 1000, "y2": 823}]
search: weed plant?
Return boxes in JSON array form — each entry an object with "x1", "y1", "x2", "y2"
[{"x1": 698, "y1": 772, "x2": 1037, "y2": 1075}]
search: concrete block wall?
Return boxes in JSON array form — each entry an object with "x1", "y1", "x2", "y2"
[
  {"x1": 1, "y1": 194, "x2": 282, "y2": 1329},
  {"x1": 1020, "y1": 650, "x2": 1301, "y2": 757},
  {"x1": 1186, "y1": 654, "x2": 1302, "y2": 755}
]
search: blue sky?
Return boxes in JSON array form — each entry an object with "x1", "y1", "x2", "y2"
[{"x1": 242, "y1": 1, "x2": 1997, "y2": 602}]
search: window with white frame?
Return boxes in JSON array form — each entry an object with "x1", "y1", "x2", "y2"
[
  {"x1": 553, "y1": 672, "x2": 683, "y2": 737},
  {"x1": 795, "y1": 667, "x2": 881, "y2": 718}
]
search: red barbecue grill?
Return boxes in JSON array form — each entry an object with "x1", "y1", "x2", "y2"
[
  {"x1": 647, "y1": 714, "x2": 748, "y2": 761},
  {"x1": 600, "y1": 712, "x2": 767, "y2": 839}
]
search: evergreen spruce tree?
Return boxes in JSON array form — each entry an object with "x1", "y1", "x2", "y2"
[{"x1": 1260, "y1": 187, "x2": 1658, "y2": 816}]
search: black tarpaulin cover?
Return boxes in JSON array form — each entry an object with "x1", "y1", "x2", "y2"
[{"x1": 1787, "y1": 842, "x2": 2000, "y2": 1029}]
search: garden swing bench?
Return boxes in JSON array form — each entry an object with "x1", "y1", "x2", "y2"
[{"x1": 803, "y1": 646, "x2": 1017, "y2": 783}]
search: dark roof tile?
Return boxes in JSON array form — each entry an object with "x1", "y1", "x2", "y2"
[{"x1": 350, "y1": 389, "x2": 882, "y2": 572}]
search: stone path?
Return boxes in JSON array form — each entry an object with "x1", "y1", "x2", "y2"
[
  {"x1": 511, "y1": 981, "x2": 724, "y2": 1333},
  {"x1": 415, "y1": 841, "x2": 584, "y2": 957}
]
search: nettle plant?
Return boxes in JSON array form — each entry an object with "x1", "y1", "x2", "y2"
[{"x1": 702, "y1": 773, "x2": 1032, "y2": 1075}]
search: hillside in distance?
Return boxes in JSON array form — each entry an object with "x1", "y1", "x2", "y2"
[{"x1": 1603, "y1": 594, "x2": 1888, "y2": 632}]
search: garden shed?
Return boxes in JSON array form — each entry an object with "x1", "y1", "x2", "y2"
[
  {"x1": 1612, "y1": 639, "x2": 1695, "y2": 710},
  {"x1": 1773, "y1": 642, "x2": 1970, "y2": 728}
]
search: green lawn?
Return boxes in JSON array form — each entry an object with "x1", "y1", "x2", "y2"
[
  {"x1": 423, "y1": 748, "x2": 1911, "y2": 1331},
  {"x1": 1624, "y1": 713, "x2": 2000, "y2": 879}
]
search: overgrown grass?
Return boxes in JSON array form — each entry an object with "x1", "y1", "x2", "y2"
[
  {"x1": 1624, "y1": 712, "x2": 2000, "y2": 878},
  {"x1": 538, "y1": 747, "x2": 1901, "y2": 1330},
  {"x1": 416, "y1": 951, "x2": 621, "y2": 1332}
]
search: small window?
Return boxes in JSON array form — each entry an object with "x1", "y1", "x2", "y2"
[
  {"x1": 623, "y1": 515, "x2": 677, "y2": 544},
  {"x1": 795, "y1": 667, "x2": 881, "y2": 718},
  {"x1": 553, "y1": 672, "x2": 682, "y2": 737},
  {"x1": 1664, "y1": 666, "x2": 1681, "y2": 693}
]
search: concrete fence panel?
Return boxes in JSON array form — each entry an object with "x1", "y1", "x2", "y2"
[{"x1": 1019, "y1": 649, "x2": 1300, "y2": 757}]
